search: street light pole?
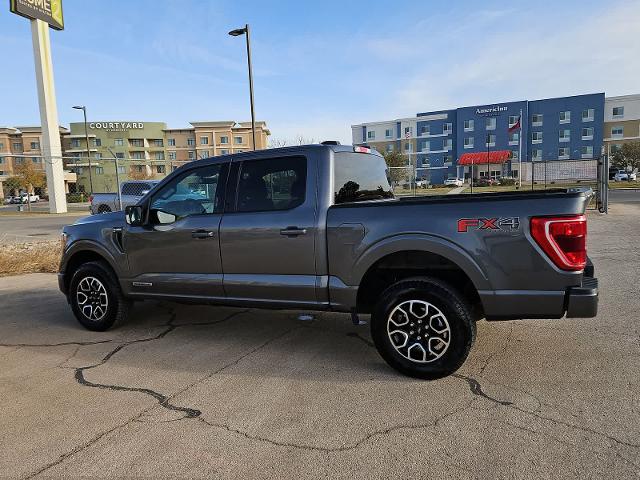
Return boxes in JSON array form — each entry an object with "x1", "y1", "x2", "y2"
[
  {"x1": 229, "y1": 24, "x2": 257, "y2": 151},
  {"x1": 73, "y1": 105, "x2": 93, "y2": 193}
]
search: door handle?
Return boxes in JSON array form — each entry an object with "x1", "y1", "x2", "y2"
[
  {"x1": 191, "y1": 229, "x2": 215, "y2": 239},
  {"x1": 280, "y1": 227, "x2": 308, "y2": 237}
]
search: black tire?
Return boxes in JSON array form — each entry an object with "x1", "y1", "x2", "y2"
[
  {"x1": 371, "y1": 277, "x2": 476, "y2": 379},
  {"x1": 68, "y1": 261, "x2": 130, "y2": 331},
  {"x1": 97, "y1": 204, "x2": 112, "y2": 214}
]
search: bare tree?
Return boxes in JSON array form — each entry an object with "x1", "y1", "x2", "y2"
[{"x1": 268, "y1": 138, "x2": 289, "y2": 149}]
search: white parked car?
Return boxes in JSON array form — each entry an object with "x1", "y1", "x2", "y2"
[
  {"x1": 16, "y1": 193, "x2": 40, "y2": 203},
  {"x1": 613, "y1": 170, "x2": 637, "y2": 182},
  {"x1": 415, "y1": 179, "x2": 429, "y2": 188},
  {"x1": 444, "y1": 178, "x2": 464, "y2": 187},
  {"x1": 3, "y1": 196, "x2": 15, "y2": 204}
]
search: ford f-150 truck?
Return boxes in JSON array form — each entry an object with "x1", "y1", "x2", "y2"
[
  {"x1": 59, "y1": 144, "x2": 598, "y2": 378},
  {"x1": 90, "y1": 180, "x2": 159, "y2": 214}
]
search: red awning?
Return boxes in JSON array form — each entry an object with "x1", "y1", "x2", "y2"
[{"x1": 458, "y1": 150, "x2": 511, "y2": 165}]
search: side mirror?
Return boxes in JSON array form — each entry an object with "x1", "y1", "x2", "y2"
[{"x1": 125, "y1": 205, "x2": 144, "y2": 226}]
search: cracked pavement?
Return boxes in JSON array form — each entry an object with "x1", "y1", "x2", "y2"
[{"x1": 1, "y1": 203, "x2": 639, "y2": 479}]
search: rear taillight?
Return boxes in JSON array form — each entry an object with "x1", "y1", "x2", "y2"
[
  {"x1": 354, "y1": 146, "x2": 371, "y2": 153},
  {"x1": 530, "y1": 215, "x2": 587, "y2": 271},
  {"x1": 88, "y1": 195, "x2": 93, "y2": 203}
]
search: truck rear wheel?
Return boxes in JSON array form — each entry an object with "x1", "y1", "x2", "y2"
[
  {"x1": 68, "y1": 261, "x2": 129, "y2": 331},
  {"x1": 371, "y1": 277, "x2": 475, "y2": 379}
]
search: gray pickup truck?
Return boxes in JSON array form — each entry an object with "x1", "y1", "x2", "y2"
[
  {"x1": 90, "y1": 180, "x2": 159, "y2": 214},
  {"x1": 59, "y1": 144, "x2": 598, "y2": 378}
]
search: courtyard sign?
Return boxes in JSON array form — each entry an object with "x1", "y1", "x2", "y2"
[
  {"x1": 10, "y1": 0, "x2": 64, "y2": 30},
  {"x1": 89, "y1": 122, "x2": 145, "y2": 131}
]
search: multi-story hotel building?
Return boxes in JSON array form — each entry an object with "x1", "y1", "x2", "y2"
[
  {"x1": 603, "y1": 94, "x2": 640, "y2": 156},
  {"x1": 0, "y1": 126, "x2": 77, "y2": 198},
  {"x1": 353, "y1": 93, "x2": 608, "y2": 184},
  {"x1": 0, "y1": 119, "x2": 270, "y2": 197}
]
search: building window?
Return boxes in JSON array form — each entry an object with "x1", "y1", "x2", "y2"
[
  {"x1": 532, "y1": 131, "x2": 543, "y2": 144},
  {"x1": 220, "y1": 136, "x2": 229, "y2": 144},
  {"x1": 0, "y1": 142, "x2": 4, "y2": 150},
  {"x1": 131, "y1": 152, "x2": 145, "y2": 159},
  {"x1": 612, "y1": 106, "x2": 624, "y2": 117},
  {"x1": 234, "y1": 136, "x2": 243, "y2": 144},
  {"x1": 31, "y1": 157, "x2": 40, "y2": 163},
  {"x1": 220, "y1": 149, "x2": 230, "y2": 155},
  {"x1": 94, "y1": 138, "x2": 102, "y2": 147},
  {"x1": 532, "y1": 114, "x2": 543, "y2": 126},
  {"x1": 559, "y1": 111, "x2": 571, "y2": 124},
  {"x1": 464, "y1": 137, "x2": 474, "y2": 149},
  {"x1": 115, "y1": 138, "x2": 124, "y2": 146},
  {"x1": 200, "y1": 136, "x2": 209, "y2": 145},
  {"x1": 611, "y1": 143, "x2": 622, "y2": 153},
  {"x1": 168, "y1": 151, "x2": 176, "y2": 160},
  {"x1": 582, "y1": 109, "x2": 594, "y2": 121},
  {"x1": 611, "y1": 126, "x2": 623, "y2": 138},
  {"x1": 443, "y1": 154, "x2": 452, "y2": 165},
  {"x1": 130, "y1": 139, "x2": 144, "y2": 147},
  {"x1": 154, "y1": 152, "x2": 165, "y2": 160},
  {"x1": 404, "y1": 142, "x2": 412, "y2": 152},
  {"x1": 167, "y1": 138, "x2": 175, "y2": 146},
  {"x1": 75, "y1": 166, "x2": 83, "y2": 174},
  {"x1": 464, "y1": 119, "x2": 474, "y2": 132},
  {"x1": 532, "y1": 149, "x2": 542, "y2": 161},
  {"x1": 511, "y1": 150, "x2": 519, "y2": 161},
  {"x1": 153, "y1": 139, "x2": 163, "y2": 147},
  {"x1": 486, "y1": 134, "x2": 496, "y2": 147},
  {"x1": 508, "y1": 115, "x2": 519, "y2": 127},
  {"x1": 421, "y1": 125, "x2": 430, "y2": 136},
  {"x1": 95, "y1": 153, "x2": 102, "y2": 160},
  {"x1": 558, "y1": 147, "x2": 570, "y2": 159},
  {"x1": 559, "y1": 129, "x2": 571, "y2": 142},
  {"x1": 422, "y1": 141, "x2": 430, "y2": 152},
  {"x1": 509, "y1": 132, "x2": 519, "y2": 145},
  {"x1": 117, "y1": 165, "x2": 126, "y2": 174},
  {"x1": 581, "y1": 127, "x2": 594, "y2": 140},
  {"x1": 71, "y1": 139, "x2": 80, "y2": 148},
  {"x1": 30, "y1": 141, "x2": 40, "y2": 150},
  {"x1": 367, "y1": 131, "x2": 375, "y2": 140},
  {"x1": 385, "y1": 128, "x2": 393, "y2": 138},
  {"x1": 581, "y1": 146, "x2": 593, "y2": 158},
  {"x1": 485, "y1": 118, "x2": 496, "y2": 130},
  {"x1": 443, "y1": 138, "x2": 452, "y2": 150},
  {"x1": 200, "y1": 150, "x2": 210, "y2": 158},
  {"x1": 188, "y1": 150, "x2": 195, "y2": 159},
  {"x1": 156, "y1": 165, "x2": 166, "y2": 174},
  {"x1": 187, "y1": 137, "x2": 195, "y2": 146},
  {"x1": 96, "y1": 167, "x2": 104, "y2": 174},
  {"x1": 404, "y1": 126, "x2": 412, "y2": 137},
  {"x1": 386, "y1": 144, "x2": 393, "y2": 153},
  {"x1": 0, "y1": 157, "x2": 3, "y2": 164},
  {"x1": 115, "y1": 153, "x2": 125, "y2": 159},
  {"x1": 443, "y1": 123, "x2": 453, "y2": 134},
  {"x1": 15, "y1": 157, "x2": 24, "y2": 164}
]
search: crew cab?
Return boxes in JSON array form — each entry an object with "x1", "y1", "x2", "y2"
[{"x1": 59, "y1": 144, "x2": 598, "y2": 378}]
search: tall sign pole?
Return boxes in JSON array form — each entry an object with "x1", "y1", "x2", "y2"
[{"x1": 11, "y1": 0, "x2": 67, "y2": 213}]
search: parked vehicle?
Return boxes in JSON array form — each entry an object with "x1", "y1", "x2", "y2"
[
  {"x1": 89, "y1": 180, "x2": 159, "y2": 214},
  {"x1": 4, "y1": 196, "x2": 15, "y2": 204},
  {"x1": 613, "y1": 170, "x2": 637, "y2": 182},
  {"x1": 444, "y1": 178, "x2": 464, "y2": 187},
  {"x1": 59, "y1": 144, "x2": 598, "y2": 379},
  {"x1": 13, "y1": 193, "x2": 39, "y2": 203},
  {"x1": 415, "y1": 178, "x2": 429, "y2": 188},
  {"x1": 472, "y1": 177, "x2": 500, "y2": 187}
]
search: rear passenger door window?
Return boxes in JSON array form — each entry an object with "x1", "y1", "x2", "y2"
[{"x1": 236, "y1": 156, "x2": 306, "y2": 212}]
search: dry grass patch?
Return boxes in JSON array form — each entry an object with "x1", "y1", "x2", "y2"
[{"x1": 0, "y1": 240, "x2": 61, "y2": 276}]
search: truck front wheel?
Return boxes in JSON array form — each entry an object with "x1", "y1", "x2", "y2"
[
  {"x1": 68, "y1": 261, "x2": 130, "y2": 331},
  {"x1": 371, "y1": 277, "x2": 476, "y2": 379}
]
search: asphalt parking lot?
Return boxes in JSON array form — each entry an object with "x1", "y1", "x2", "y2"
[
  {"x1": 0, "y1": 203, "x2": 639, "y2": 479},
  {"x1": 0, "y1": 212, "x2": 86, "y2": 243}
]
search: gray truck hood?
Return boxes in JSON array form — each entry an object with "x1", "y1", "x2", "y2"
[{"x1": 72, "y1": 211, "x2": 125, "y2": 226}]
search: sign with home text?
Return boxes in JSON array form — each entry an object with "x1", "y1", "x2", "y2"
[{"x1": 10, "y1": 0, "x2": 64, "y2": 30}]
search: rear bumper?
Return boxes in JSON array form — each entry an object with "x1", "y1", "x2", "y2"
[{"x1": 565, "y1": 277, "x2": 598, "y2": 318}]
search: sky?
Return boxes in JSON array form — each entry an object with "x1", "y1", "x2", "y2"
[{"x1": 1, "y1": 0, "x2": 639, "y2": 145}]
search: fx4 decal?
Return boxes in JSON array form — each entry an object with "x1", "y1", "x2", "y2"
[{"x1": 457, "y1": 217, "x2": 520, "y2": 233}]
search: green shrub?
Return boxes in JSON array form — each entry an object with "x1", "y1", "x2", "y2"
[{"x1": 66, "y1": 192, "x2": 87, "y2": 203}]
